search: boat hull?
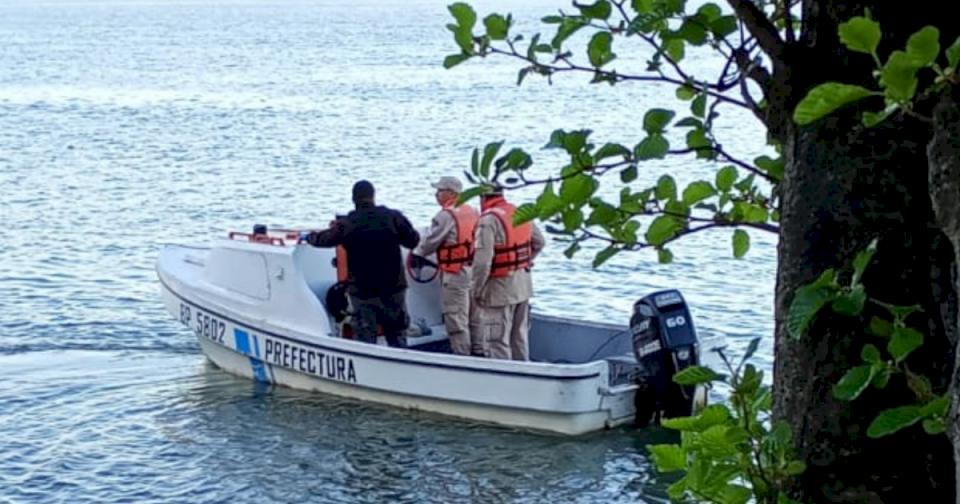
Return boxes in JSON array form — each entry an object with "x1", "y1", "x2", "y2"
[{"x1": 160, "y1": 280, "x2": 641, "y2": 436}]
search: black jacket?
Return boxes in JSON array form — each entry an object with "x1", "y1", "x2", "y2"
[{"x1": 306, "y1": 203, "x2": 420, "y2": 298}]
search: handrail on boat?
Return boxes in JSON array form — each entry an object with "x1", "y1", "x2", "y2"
[{"x1": 227, "y1": 231, "x2": 286, "y2": 247}]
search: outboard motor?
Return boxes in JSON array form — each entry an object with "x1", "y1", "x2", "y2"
[{"x1": 630, "y1": 289, "x2": 700, "y2": 426}]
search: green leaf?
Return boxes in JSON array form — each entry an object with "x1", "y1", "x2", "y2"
[
  {"x1": 923, "y1": 418, "x2": 946, "y2": 435},
  {"x1": 593, "y1": 246, "x2": 618, "y2": 267},
  {"x1": 563, "y1": 242, "x2": 580, "y2": 259},
  {"x1": 536, "y1": 182, "x2": 565, "y2": 219},
  {"x1": 560, "y1": 174, "x2": 598, "y2": 205},
  {"x1": 676, "y1": 85, "x2": 697, "y2": 100},
  {"x1": 666, "y1": 476, "x2": 688, "y2": 501},
  {"x1": 779, "y1": 496, "x2": 803, "y2": 504},
  {"x1": 867, "y1": 405, "x2": 923, "y2": 438},
  {"x1": 861, "y1": 343, "x2": 881, "y2": 363},
  {"x1": 587, "y1": 201, "x2": 619, "y2": 226},
  {"x1": 692, "y1": 93, "x2": 706, "y2": 118},
  {"x1": 647, "y1": 444, "x2": 686, "y2": 472},
  {"x1": 663, "y1": 38, "x2": 684, "y2": 62},
  {"x1": 501, "y1": 147, "x2": 532, "y2": 171},
  {"x1": 872, "y1": 363, "x2": 892, "y2": 389},
  {"x1": 907, "y1": 373, "x2": 933, "y2": 401},
  {"x1": 620, "y1": 165, "x2": 638, "y2": 183},
  {"x1": 793, "y1": 83, "x2": 875, "y2": 125},
  {"x1": 645, "y1": 215, "x2": 681, "y2": 245},
  {"x1": 512, "y1": 203, "x2": 539, "y2": 226},
  {"x1": 906, "y1": 26, "x2": 940, "y2": 67},
  {"x1": 743, "y1": 336, "x2": 761, "y2": 362},
  {"x1": 479, "y1": 141, "x2": 503, "y2": 178},
  {"x1": 716, "y1": 166, "x2": 737, "y2": 191},
  {"x1": 785, "y1": 460, "x2": 807, "y2": 476},
  {"x1": 483, "y1": 13, "x2": 509, "y2": 40},
  {"x1": 664, "y1": 199, "x2": 689, "y2": 218},
  {"x1": 725, "y1": 425, "x2": 750, "y2": 446},
  {"x1": 710, "y1": 16, "x2": 738, "y2": 38},
  {"x1": 443, "y1": 53, "x2": 471, "y2": 69},
  {"x1": 738, "y1": 364, "x2": 762, "y2": 396},
  {"x1": 686, "y1": 128, "x2": 712, "y2": 155},
  {"x1": 947, "y1": 36, "x2": 960, "y2": 68},
  {"x1": 754, "y1": 155, "x2": 784, "y2": 181},
  {"x1": 575, "y1": 0, "x2": 612, "y2": 19},
  {"x1": 552, "y1": 17, "x2": 589, "y2": 49},
  {"x1": 470, "y1": 146, "x2": 480, "y2": 176},
  {"x1": 595, "y1": 142, "x2": 631, "y2": 161},
  {"x1": 675, "y1": 117, "x2": 702, "y2": 128},
  {"x1": 867, "y1": 316, "x2": 894, "y2": 338},
  {"x1": 634, "y1": 134, "x2": 669, "y2": 160},
  {"x1": 862, "y1": 106, "x2": 896, "y2": 127},
  {"x1": 678, "y1": 20, "x2": 707, "y2": 45},
  {"x1": 732, "y1": 229, "x2": 749, "y2": 258},
  {"x1": 661, "y1": 405, "x2": 730, "y2": 432},
  {"x1": 852, "y1": 237, "x2": 879, "y2": 286},
  {"x1": 655, "y1": 175, "x2": 677, "y2": 201},
  {"x1": 658, "y1": 248, "x2": 674, "y2": 263},
  {"x1": 699, "y1": 424, "x2": 739, "y2": 457},
  {"x1": 587, "y1": 31, "x2": 616, "y2": 67},
  {"x1": 643, "y1": 108, "x2": 676, "y2": 134},
  {"x1": 831, "y1": 285, "x2": 866, "y2": 315},
  {"x1": 456, "y1": 185, "x2": 488, "y2": 205},
  {"x1": 838, "y1": 16, "x2": 881, "y2": 55},
  {"x1": 449, "y1": 2, "x2": 477, "y2": 30},
  {"x1": 673, "y1": 365, "x2": 722, "y2": 385},
  {"x1": 696, "y1": 3, "x2": 722, "y2": 21},
  {"x1": 833, "y1": 364, "x2": 876, "y2": 401},
  {"x1": 787, "y1": 270, "x2": 841, "y2": 339},
  {"x1": 919, "y1": 395, "x2": 950, "y2": 418},
  {"x1": 715, "y1": 484, "x2": 752, "y2": 504},
  {"x1": 682, "y1": 181, "x2": 716, "y2": 205},
  {"x1": 880, "y1": 51, "x2": 921, "y2": 102},
  {"x1": 888, "y1": 326, "x2": 924, "y2": 363}
]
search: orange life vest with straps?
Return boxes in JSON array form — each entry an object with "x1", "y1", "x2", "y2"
[
  {"x1": 436, "y1": 202, "x2": 479, "y2": 274},
  {"x1": 481, "y1": 196, "x2": 533, "y2": 278}
]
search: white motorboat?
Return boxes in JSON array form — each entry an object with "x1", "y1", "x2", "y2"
[{"x1": 156, "y1": 224, "x2": 709, "y2": 435}]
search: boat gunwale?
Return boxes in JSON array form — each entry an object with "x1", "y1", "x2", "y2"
[{"x1": 158, "y1": 270, "x2": 608, "y2": 382}]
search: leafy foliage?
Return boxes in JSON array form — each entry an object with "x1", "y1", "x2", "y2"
[
  {"x1": 786, "y1": 239, "x2": 951, "y2": 438},
  {"x1": 648, "y1": 342, "x2": 803, "y2": 504},
  {"x1": 443, "y1": 0, "x2": 781, "y2": 267},
  {"x1": 794, "y1": 14, "x2": 960, "y2": 126}
]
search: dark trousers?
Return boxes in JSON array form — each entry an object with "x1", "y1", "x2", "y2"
[{"x1": 347, "y1": 290, "x2": 409, "y2": 348}]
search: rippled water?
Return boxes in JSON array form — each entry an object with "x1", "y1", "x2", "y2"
[{"x1": 1, "y1": 1, "x2": 777, "y2": 502}]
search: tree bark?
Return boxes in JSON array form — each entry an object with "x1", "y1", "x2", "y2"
[
  {"x1": 770, "y1": 3, "x2": 960, "y2": 502},
  {"x1": 927, "y1": 88, "x2": 960, "y2": 504}
]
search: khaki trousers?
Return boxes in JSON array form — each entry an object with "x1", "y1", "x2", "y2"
[
  {"x1": 441, "y1": 279, "x2": 472, "y2": 355},
  {"x1": 477, "y1": 300, "x2": 530, "y2": 361}
]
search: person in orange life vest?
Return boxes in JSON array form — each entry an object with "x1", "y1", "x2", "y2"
[
  {"x1": 470, "y1": 186, "x2": 545, "y2": 361},
  {"x1": 412, "y1": 176, "x2": 484, "y2": 356}
]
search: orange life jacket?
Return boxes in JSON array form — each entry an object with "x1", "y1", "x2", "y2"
[
  {"x1": 480, "y1": 196, "x2": 533, "y2": 278},
  {"x1": 436, "y1": 201, "x2": 479, "y2": 274}
]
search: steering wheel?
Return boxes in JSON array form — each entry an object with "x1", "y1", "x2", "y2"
[{"x1": 406, "y1": 253, "x2": 439, "y2": 284}]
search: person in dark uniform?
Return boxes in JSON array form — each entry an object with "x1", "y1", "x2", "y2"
[{"x1": 304, "y1": 180, "x2": 421, "y2": 348}]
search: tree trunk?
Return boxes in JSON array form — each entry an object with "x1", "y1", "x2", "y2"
[
  {"x1": 927, "y1": 88, "x2": 960, "y2": 504},
  {"x1": 770, "y1": 4, "x2": 960, "y2": 502}
]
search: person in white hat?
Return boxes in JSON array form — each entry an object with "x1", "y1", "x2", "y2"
[
  {"x1": 412, "y1": 176, "x2": 484, "y2": 356},
  {"x1": 471, "y1": 185, "x2": 545, "y2": 361}
]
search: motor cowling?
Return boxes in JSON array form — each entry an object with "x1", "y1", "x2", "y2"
[{"x1": 630, "y1": 289, "x2": 700, "y2": 425}]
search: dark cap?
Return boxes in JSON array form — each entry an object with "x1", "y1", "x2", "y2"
[{"x1": 352, "y1": 180, "x2": 375, "y2": 202}]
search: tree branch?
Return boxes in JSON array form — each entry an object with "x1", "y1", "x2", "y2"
[{"x1": 725, "y1": 0, "x2": 785, "y2": 61}]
